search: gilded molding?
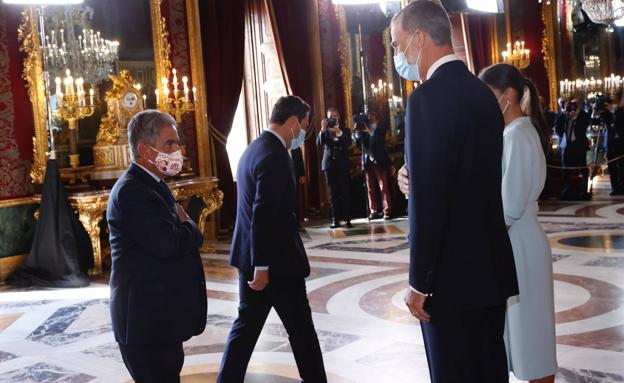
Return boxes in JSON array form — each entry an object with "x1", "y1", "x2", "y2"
[
  {"x1": 150, "y1": 0, "x2": 173, "y2": 93},
  {"x1": 541, "y1": 1, "x2": 558, "y2": 111},
  {"x1": 336, "y1": 5, "x2": 353, "y2": 129},
  {"x1": 19, "y1": 9, "x2": 48, "y2": 184},
  {"x1": 0, "y1": 196, "x2": 37, "y2": 209}
]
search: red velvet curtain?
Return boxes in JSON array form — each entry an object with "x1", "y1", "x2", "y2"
[
  {"x1": 0, "y1": 4, "x2": 34, "y2": 200},
  {"x1": 267, "y1": 0, "x2": 322, "y2": 209},
  {"x1": 466, "y1": 14, "x2": 494, "y2": 75},
  {"x1": 198, "y1": 0, "x2": 245, "y2": 229},
  {"x1": 522, "y1": 1, "x2": 550, "y2": 104}
]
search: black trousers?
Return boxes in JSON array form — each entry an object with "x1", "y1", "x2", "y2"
[
  {"x1": 421, "y1": 305, "x2": 508, "y2": 383},
  {"x1": 324, "y1": 164, "x2": 350, "y2": 221},
  {"x1": 217, "y1": 271, "x2": 327, "y2": 383},
  {"x1": 562, "y1": 146, "x2": 589, "y2": 195},
  {"x1": 118, "y1": 342, "x2": 184, "y2": 383}
]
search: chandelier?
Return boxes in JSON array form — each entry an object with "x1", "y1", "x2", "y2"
[
  {"x1": 582, "y1": 0, "x2": 624, "y2": 32},
  {"x1": 42, "y1": 7, "x2": 119, "y2": 84},
  {"x1": 501, "y1": 41, "x2": 530, "y2": 69}
]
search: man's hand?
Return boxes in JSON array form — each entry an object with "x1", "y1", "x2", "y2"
[
  {"x1": 398, "y1": 164, "x2": 410, "y2": 197},
  {"x1": 321, "y1": 118, "x2": 328, "y2": 133},
  {"x1": 331, "y1": 126, "x2": 342, "y2": 136},
  {"x1": 248, "y1": 269, "x2": 269, "y2": 291},
  {"x1": 298, "y1": 176, "x2": 306, "y2": 185},
  {"x1": 405, "y1": 288, "x2": 430, "y2": 322},
  {"x1": 176, "y1": 203, "x2": 190, "y2": 222}
]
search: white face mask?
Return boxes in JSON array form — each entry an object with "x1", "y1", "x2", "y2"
[
  {"x1": 393, "y1": 31, "x2": 422, "y2": 81},
  {"x1": 148, "y1": 146, "x2": 183, "y2": 177},
  {"x1": 290, "y1": 121, "x2": 306, "y2": 150}
]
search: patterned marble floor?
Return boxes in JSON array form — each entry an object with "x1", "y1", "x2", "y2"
[{"x1": 1, "y1": 181, "x2": 624, "y2": 382}]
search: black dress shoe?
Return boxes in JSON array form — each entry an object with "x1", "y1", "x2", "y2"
[
  {"x1": 330, "y1": 220, "x2": 340, "y2": 229},
  {"x1": 345, "y1": 221, "x2": 353, "y2": 228}
]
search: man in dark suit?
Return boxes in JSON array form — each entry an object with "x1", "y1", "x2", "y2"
[
  {"x1": 392, "y1": 2, "x2": 519, "y2": 381},
  {"x1": 217, "y1": 96, "x2": 326, "y2": 383},
  {"x1": 106, "y1": 110, "x2": 207, "y2": 383},
  {"x1": 317, "y1": 107, "x2": 353, "y2": 228},
  {"x1": 555, "y1": 99, "x2": 590, "y2": 199},
  {"x1": 604, "y1": 93, "x2": 624, "y2": 195},
  {"x1": 353, "y1": 112, "x2": 392, "y2": 220}
]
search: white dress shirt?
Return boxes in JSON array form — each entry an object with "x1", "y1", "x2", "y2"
[
  {"x1": 426, "y1": 53, "x2": 461, "y2": 80},
  {"x1": 134, "y1": 162, "x2": 162, "y2": 182}
]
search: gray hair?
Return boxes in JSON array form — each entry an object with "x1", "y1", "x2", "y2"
[
  {"x1": 392, "y1": 0, "x2": 452, "y2": 47},
  {"x1": 127, "y1": 109, "x2": 176, "y2": 160}
]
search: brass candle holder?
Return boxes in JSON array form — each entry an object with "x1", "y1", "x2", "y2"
[
  {"x1": 155, "y1": 68, "x2": 197, "y2": 123},
  {"x1": 52, "y1": 69, "x2": 96, "y2": 168}
]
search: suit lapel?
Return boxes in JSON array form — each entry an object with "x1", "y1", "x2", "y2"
[{"x1": 128, "y1": 164, "x2": 178, "y2": 216}]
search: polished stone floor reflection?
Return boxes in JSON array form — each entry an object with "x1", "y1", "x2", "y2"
[{"x1": 1, "y1": 181, "x2": 624, "y2": 382}]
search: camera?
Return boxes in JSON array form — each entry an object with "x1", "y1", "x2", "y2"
[
  {"x1": 353, "y1": 113, "x2": 369, "y2": 131},
  {"x1": 327, "y1": 117, "x2": 338, "y2": 128}
]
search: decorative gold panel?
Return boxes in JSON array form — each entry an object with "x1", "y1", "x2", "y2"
[{"x1": 541, "y1": 1, "x2": 558, "y2": 111}]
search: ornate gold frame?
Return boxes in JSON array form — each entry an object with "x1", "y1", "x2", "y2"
[
  {"x1": 336, "y1": 5, "x2": 353, "y2": 129},
  {"x1": 541, "y1": 0, "x2": 558, "y2": 111},
  {"x1": 22, "y1": 0, "x2": 213, "y2": 183}
]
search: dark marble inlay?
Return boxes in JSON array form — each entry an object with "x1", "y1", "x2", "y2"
[
  {"x1": 310, "y1": 236, "x2": 409, "y2": 254},
  {"x1": 0, "y1": 362, "x2": 94, "y2": 383},
  {"x1": 553, "y1": 254, "x2": 571, "y2": 262},
  {"x1": 205, "y1": 314, "x2": 358, "y2": 352},
  {"x1": 584, "y1": 257, "x2": 624, "y2": 268},
  {"x1": 557, "y1": 367, "x2": 624, "y2": 382},
  {"x1": 184, "y1": 372, "x2": 299, "y2": 382},
  {"x1": 541, "y1": 222, "x2": 624, "y2": 235},
  {"x1": 81, "y1": 342, "x2": 123, "y2": 364},
  {"x1": 27, "y1": 299, "x2": 111, "y2": 346},
  {"x1": 0, "y1": 350, "x2": 17, "y2": 363},
  {"x1": 559, "y1": 234, "x2": 624, "y2": 250}
]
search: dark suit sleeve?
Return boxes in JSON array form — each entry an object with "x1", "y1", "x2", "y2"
[
  {"x1": 317, "y1": 131, "x2": 329, "y2": 146},
  {"x1": 291, "y1": 148, "x2": 305, "y2": 178},
  {"x1": 353, "y1": 130, "x2": 370, "y2": 149},
  {"x1": 554, "y1": 113, "x2": 565, "y2": 138},
  {"x1": 116, "y1": 183, "x2": 203, "y2": 259},
  {"x1": 406, "y1": 91, "x2": 458, "y2": 294},
  {"x1": 339, "y1": 127, "x2": 353, "y2": 148},
  {"x1": 251, "y1": 153, "x2": 288, "y2": 268}
]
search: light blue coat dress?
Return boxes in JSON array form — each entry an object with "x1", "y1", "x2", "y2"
[{"x1": 502, "y1": 116, "x2": 558, "y2": 380}]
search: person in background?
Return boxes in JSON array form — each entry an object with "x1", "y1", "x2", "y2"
[
  {"x1": 605, "y1": 90, "x2": 624, "y2": 195},
  {"x1": 218, "y1": 96, "x2": 326, "y2": 383},
  {"x1": 480, "y1": 63, "x2": 558, "y2": 383},
  {"x1": 317, "y1": 107, "x2": 353, "y2": 229},
  {"x1": 107, "y1": 110, "x2": 207, "y2": 383},
  {"x1": 352, "y1": 112, "x2": 392, "y2": 220},
  {"x1": 392, "y1": 1, "x2": 518, "y2": 381},
  {"x1": 555, "y1": 98, "x2": 590, "y2": 199},
  {"x1": 291, "y1": 147, "x2": 307, "y2": 232}
]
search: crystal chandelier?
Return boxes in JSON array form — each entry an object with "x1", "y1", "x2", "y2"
[
  {"x1": 42, "y1": 8, "x2": 119, "y2": 84},
  {"x1": 582, "y1": 0, "x2": 624, "y2": 32}
]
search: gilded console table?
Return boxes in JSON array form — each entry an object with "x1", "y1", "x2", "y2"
[{"x1": 34, "y1": 177, "x2": 223, "y2": 276}]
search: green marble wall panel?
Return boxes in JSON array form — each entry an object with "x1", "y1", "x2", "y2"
[{"x1": 0, "y1": 204, "x2": 38, "y2": 258}]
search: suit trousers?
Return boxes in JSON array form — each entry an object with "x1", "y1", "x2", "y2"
[
  {"x1": 217, "y1": 271, "x2": 327, "y2": 383},
  {"x1": 364, "y1": 162, "x2": 391, "y2": 216},
  {"x1": 118, "y1": 342, "x2": 184, "y2": 383},
  {"x1": 324, "y1": 164, "x2": 350, "y2": 221},
  {"x1": 421, "y1": 305, "x2": 508, "y2": 383},
  {"x1": 608, "y1": 146, "x2": 624, "y2": 192}
]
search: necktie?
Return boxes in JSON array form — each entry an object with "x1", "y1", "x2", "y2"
[{"x1": 158, "y1": 180, "x2": 176, "y2": 209}]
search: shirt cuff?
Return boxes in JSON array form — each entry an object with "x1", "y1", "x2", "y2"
[
  {"x1": 410, "y1": 285, "x2": 432, "y2": 297},
  {"x1": 255, "y1": 266, "x2": 269, "y2": 271}
]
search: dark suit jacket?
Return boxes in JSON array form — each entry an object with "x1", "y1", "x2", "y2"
[
  {"x1": 317, "y1": 126, "x2": 352, "y2": 171},
  {"x1": 555, "y1": 111, "x2": 590, "y2": 152},
  {"x1": 405, "y1": 60, "x2": 518, "y2": 312},
  {"x1": 606, "y1": 108, "x2": 624, "y2": 153},
  {"x1": 107, "y1": 163, "x2": 207, "y2": 345},
  {"x1": 230, "y1": 131, "x2": 310, "y2": 278},
  {"x1": 353, "y1": 125, "x2": 391, "y2": 170}
]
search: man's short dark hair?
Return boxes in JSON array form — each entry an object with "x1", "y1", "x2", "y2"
[
  {"x1": 270, "y1": 96, "x2": 311, "y2": 125},
  {"x1": 327, "y1": 106, "x2": 340, "y2": 117},
  {"x1": 392, "y1": 0, "x2": 452, "y2": 47},
  {"x1": 128, "y1": 109, "x2": 176, "y2": 160}
]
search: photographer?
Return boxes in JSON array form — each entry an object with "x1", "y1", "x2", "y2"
[
  {"x1": 555, "y1": 99, "x2": 590, "y2": 199},
  {"x1": 317, "y1": 107, "x2": 353, "y2": 229},
  {"x1": 606, "y1": 90, "x2": 624, "y2": 195},
  {"x1": 352, "y1": 112, "x2": 392, "y2": 220}
]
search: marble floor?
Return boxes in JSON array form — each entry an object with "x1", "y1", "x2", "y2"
[{"x1": 1, "y1": 181, "x2": 624, "y2": 382}]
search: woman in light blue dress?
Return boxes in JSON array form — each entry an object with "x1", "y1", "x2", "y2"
[{"x1": 479, "y1": 64, "x2": 558, "y2": 383}]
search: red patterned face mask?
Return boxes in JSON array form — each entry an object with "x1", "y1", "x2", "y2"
[{"x1": 148, "y1": 146, "x2": 183, "y2": 177}]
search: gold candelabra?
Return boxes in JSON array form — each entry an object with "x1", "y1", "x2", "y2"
[
  {"x1": 155, "y1": 68, "x2": 197, "y2": 123},
  {"x1": 52, "y1": 69, "x2": 96, "y2": 168},
  {"x1": 502, "y1": 41, "x2": 531, "y2": 69}
]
